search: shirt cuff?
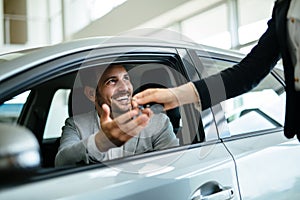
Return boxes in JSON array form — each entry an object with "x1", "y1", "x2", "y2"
[
  {"x1": 188, "y1": 82, "x2": 202, "y2": 111},
  {"x1": 87, "y1": 134, "x2": 105, "y2": 161},
  {"x1": 173, "y1": 82, "x2": 202, "y2": 111}
]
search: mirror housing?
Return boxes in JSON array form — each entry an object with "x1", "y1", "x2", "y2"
[{"x1": 0, "y1": 123, "x2": 41, "y2": 183}]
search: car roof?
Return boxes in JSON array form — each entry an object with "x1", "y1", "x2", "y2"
[{"x1": 0, "y1": 36, "x2": 243, "y2": 82}]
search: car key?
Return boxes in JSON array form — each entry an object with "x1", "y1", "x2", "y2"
[{"x1": 137, "y1": 104, "x2": 164, "y2": 114}]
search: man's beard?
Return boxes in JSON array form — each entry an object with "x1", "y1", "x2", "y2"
[{"x1": 96, "y1": 90, "x2": 132, "y2": 118}]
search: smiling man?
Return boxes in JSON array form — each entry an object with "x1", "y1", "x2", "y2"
[{"x1": 55, "y1": 64, "x2": 179, "y2": 166}]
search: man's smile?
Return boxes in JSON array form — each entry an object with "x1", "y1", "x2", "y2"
[
  {"x1": 111, "y1": 92, "x2": 132, "y2": 106},
  {"x1": 114, "y1": 95, "x2": 130, "y2": 104}
]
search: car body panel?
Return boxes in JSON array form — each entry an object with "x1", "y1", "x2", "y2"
[
  {"x1": 223, "y1": 131, "x2": 300, "y2": 199},
  {"x1": 0, "y1": 144, "x2": 239, "y2": 200}
]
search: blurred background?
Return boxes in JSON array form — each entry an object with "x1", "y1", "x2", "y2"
[{"x1": 0, "y1": 0, "x2": 275, "y2": 54}]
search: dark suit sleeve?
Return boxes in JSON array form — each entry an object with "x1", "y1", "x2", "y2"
[{"x1": 193, "y1": 4, "x2": 282, "y2": 110}]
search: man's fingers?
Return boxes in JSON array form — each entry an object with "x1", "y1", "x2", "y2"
[
  {"x1": 141, "y1": 107, "x2": 153, "y2": 117},
  {"x1": 126, "y1": 122, "x2": 148, "y2": 138},
  {"x1": 117, "y1": 114, "x2": 150, "y2": 135},
  {"x1": 131, "y1": 98, "x2": 139, "y2": 109},
  {"x1": 107, "y1": 114, "x2": 149, "y2": 143},
  {"x1": 115, "y1": 109, "x2": 139, "y2": 124},
  {"x1": 101, "y1": 104, "x2": 112, "y2": 122}
]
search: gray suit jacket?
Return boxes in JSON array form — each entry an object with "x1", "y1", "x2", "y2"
[{"x1": 55, "y1": 111, "x2": 179, "y2": 166}]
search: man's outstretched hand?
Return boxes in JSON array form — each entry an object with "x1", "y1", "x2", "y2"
[{"x1": 94, "y1": 103, "x2": 152, "y2": 152}]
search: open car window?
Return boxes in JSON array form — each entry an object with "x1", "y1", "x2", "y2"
[
  {"x1": 221, "y1": 76, "x2": 285, "y2": 136},
  {"x1": 1, "y1": 51, "x2": 208, "y2": 170},
  {"x1": 0, "y1": 90, "x2": 30, "y2": 124},
  {"x1": 197, "y1": 56, "x2": 285, "y2": 136}
]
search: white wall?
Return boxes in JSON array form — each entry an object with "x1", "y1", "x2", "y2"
[
  {"x1": 0, "y1": 0, "x2": 3, "y2": 46},
  {"x1": 64, "y1": 0, "x2": 90, "y2": 40},
  {"x1": 71, "y1": 0, "x2": 194, "y2": 39},
  {"x1": 0, "y1": 0, "x2": 275, "y2": 54},
  {"x1": 48, "y1": 0, "x2": 63, "y2": 44},
  {"x1": 27, "y1": 0, "x2": 49, "y2": 45}
]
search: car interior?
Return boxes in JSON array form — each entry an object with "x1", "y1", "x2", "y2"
[{"x1": 0, "y1": 60, "x2": 204, "y2": 169}]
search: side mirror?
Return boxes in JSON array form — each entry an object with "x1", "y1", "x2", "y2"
[{"x1": 0, "y1": 123, "x2": 41, "y2": 183}]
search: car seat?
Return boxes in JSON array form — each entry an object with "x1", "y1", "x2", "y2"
[{"x1": 133, "y1": 67, "x2": 181, "y2": 134}]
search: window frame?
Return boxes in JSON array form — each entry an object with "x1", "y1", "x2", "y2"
[
  {"x1": 1, "y1": 46, "x2": 214, "y2": 182},
  {"x1": 194, "y1": 50, "x2": 286, "y2": 140}
]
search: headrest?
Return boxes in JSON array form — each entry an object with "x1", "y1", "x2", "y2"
[{"x1": 68, "y1": 88, "x2": 94, "y2": 116}]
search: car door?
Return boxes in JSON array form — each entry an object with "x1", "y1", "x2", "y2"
[
  {"x1": 194, "y1": 50, "x2": 300, "y2": 199},
  {"x1": 220, "y1": 72, "x2": 300, "y2": 199},
  {"x1": 0, "y1": 44, "x2": 238, "y2": 199}
]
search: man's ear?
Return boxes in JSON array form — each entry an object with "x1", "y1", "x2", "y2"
[{"x1": 84, "y1": 86, "x2": 96, "y2": 102}]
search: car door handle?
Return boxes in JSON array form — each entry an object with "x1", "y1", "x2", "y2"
[{"x1": 190, "y1": 181, "x2": 234, "y2": 200}]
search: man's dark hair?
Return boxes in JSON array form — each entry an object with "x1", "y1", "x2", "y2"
[{"x1": 79, "y1": 63, "x2": 133, "y2": 88}]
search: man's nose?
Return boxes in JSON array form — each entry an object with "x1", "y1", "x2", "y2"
[{"x1": 117, "y1": 80, "x2": 129, "y2": 91}]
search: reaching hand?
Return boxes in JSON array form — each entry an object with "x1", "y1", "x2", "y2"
[
  {"x1": 95, "y1": 103, "x2": 152, "y2": 152},
  {"x1": 133, "y1": 82, "x2": 199, "y2": 110},
  {"x1": 133, "y1": 88, "x2": 180, "y2": 111},
  {"x1": 133, "y1": 82, "x2": 200, "y2": 111}
]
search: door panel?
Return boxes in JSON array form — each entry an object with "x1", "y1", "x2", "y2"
[
  {"x1": 0, "y1": 143, "x2": 239, "y2": 199},
  {"x1": 224, "y1": 132, "x2": 300, "y2": 199}
]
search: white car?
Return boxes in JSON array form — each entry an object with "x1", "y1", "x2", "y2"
[{"x1": 0, "y1": 36, "x2": 299, "y2": 200}]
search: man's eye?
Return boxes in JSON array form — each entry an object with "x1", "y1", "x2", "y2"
[
  {"x1": 124, "y1": 75, "x2": 130, "y2": 81},
  {"x1": 106, "y1": 79, "x2": 116, "y2": 85}
]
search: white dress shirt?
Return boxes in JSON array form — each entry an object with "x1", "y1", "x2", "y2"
[{"x1": 287, "y1": 0, "x2": 300, "y2": 90}]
